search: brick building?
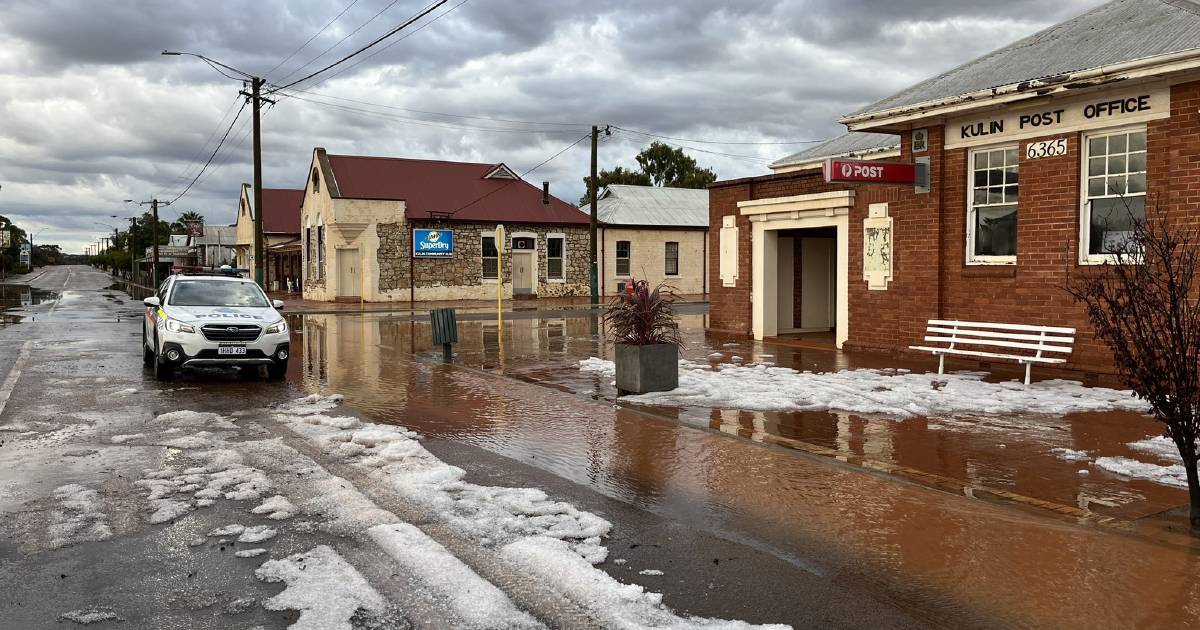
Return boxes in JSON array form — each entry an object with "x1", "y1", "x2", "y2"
[
  {"x1": 709, "y1": 0, "x2": 1200, "y2": 373},
  {"x1": 300, "y1": 148, "x2": 590, "y2": 302}
]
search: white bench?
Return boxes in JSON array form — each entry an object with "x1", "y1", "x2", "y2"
[{"x1": 909, "y1": 320, "x2": 1076, "y2": 385}]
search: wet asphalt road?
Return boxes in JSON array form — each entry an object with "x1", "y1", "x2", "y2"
[
  {"x1": 8, "y1": 266, "x2": 1200, "y2": 629},
  {"x1": 0, "y1": 266, "x2": 937, "y2": 629}
]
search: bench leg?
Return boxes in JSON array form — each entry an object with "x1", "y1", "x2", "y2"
[
  {"x1": 937, "y1": 354, "x2": 945, "y2": 375},
  {"x1": 1023, "y1": 362, "x2": 1032, "y2": 385}
]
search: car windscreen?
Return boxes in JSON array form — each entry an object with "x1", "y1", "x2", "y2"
[{"x1": 168, "y1": 280, "x2": 270, "y2": 307}]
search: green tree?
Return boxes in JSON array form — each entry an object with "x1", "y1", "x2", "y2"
[
  {"x1": 579, "y1": 143, "x2": 716, "y2": 204},
  {"x1": 635, "y1": 142, "x2": 717, "y2": 188}
]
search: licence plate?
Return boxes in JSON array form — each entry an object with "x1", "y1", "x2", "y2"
[{"x1": 218, "y1": 346, "x2": 247, "y2": 356}]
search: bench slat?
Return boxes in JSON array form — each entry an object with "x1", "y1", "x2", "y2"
[
  {"x1": 909, "y1": 346, "x2": 1068, "y2": 364},
  {"x1": 927, "y1": 320, "x2": 1076, "y2": 335},
  {"x1": 926, "y1": 326, "x2": 1074, "y2": 344},
  {"x1": 923, "y1": 336, "x2": 1073, "y2": 353}
]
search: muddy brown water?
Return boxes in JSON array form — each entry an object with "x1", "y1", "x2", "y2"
[{"x1": 284, "y1": 311, "x2": 1200, "y2": 629}]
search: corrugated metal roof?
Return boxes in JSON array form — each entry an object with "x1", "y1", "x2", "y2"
[
  {"x1": 192, "y1": 225, "x2": 236, "y2": 246},
  {"x1": 594, "y1": 185, "x2": 708, "y2": 227},
  {"x1": 326, "y1": 154, "x2": 588, "y2": 225},
  {"x1": 851, "y1": 0, "x2": 1200, "y2": 118},
  {"x1": 770, "y1": 132, "x2": 900, "y2": 169},
  {"x1": 260, "y1": 189, "x2": 304, "y2": 234}
]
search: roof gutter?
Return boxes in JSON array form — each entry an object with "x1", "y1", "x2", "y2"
[{"x1": 840, "y1": 47, "x2": 1200, "y2": 131}]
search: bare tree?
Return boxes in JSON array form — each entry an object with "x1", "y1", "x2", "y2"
[{"x1": 1066, "y1": 204, "x2": 1200, "y2": 533}]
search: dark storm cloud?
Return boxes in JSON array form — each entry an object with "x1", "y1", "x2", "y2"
[{"x1": 0, "y1": 0, "x2": 1103, "y2": 252}]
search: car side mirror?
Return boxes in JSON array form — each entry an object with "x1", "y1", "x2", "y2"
[
  {"x1": 144, "y1": 296, "x2": 160, "y2": 308},
  {"x1": 272, "y1": 300, "x2": 285, "y2": 310}
]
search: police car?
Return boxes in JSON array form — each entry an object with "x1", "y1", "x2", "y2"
[{"x1": 142, "y1": 272, "x2": 290, "y2": 381}]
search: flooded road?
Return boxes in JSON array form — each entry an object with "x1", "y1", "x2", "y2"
[{"x1": 286, "y1": 310, "x2": 1200, "y2": 629}]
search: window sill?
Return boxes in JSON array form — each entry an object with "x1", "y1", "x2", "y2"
[
  {"x1": 482, "y1": 278, "x2": 500, "y2": 284},
  {"x1": 546, "y1": 278, "x2": 566, "y2": 284},
  {"x1": 960, "y1": 266, "x2": 1016, "y2": 278}
]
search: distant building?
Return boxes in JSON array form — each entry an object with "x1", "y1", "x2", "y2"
[
  {"x1": 234, "y1": 185, "x2": 304, "y2": 291},
  {"x1": 591, "y1": 184, "x2": 709, "y2": 296},
  {"x1": 708, "y1": 0, "x2": 1200, "y2": 374},
  {"x1": 191, "y1": 225, "x2": 237, "y2": 267},
  {"x1": 300, "y1": 148, "x2": 590, "y2": 302}
]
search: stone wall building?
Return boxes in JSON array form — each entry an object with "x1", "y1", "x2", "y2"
[
  {"x1": 709, "y1": 0, "x2": 1200, "y2": 374},
  {"x1": 300, "y1": 148, "x2": 591, "y2": 302}
]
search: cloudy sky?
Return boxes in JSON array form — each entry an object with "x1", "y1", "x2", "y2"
[{"x1": 1, "y1": 0, "x2": 1103, "y2": 253}]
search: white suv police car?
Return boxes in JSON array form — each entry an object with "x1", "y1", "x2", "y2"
[{"x1": 142, "y1": 273, "x2": 290, "y2": 380}]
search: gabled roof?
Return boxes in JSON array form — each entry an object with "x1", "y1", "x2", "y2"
[
  {"x1": 323, "y1": 153, "x2": 588, "y2": 225},
  {"x1": 260, "y1": 189, "x2": 304, "y2": 234},
  {"x1": 770, "y1": 133, "x2": 900, "y2": 170},
  {"x1": 594, "y1": 185, "x2": 708, "y2": 228},
  {"x1": 849, "y1": 0, "x2": 1200, "y2": 120}
]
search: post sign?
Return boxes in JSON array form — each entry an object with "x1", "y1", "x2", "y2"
[
  {"x1": 18, "y1": 242, "x2": 31, "y2": 265},
  {"x1": 413, "y1": 229, "x2": 454, "y2": 258},
  {"x1": 824, "y1": 159, "x2": 916, "y2": 185}
]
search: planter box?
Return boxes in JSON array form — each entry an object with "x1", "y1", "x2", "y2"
[{"x1": 615, "y1": 343, "x2": 678, "y2": 394}]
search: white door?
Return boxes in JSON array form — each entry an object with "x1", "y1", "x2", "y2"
[
  {"x1": 776, "y1": 237, "x2": 794, "y2": 331},
  {"x1": 513, "y1": 251, "x2": 534, "y2": 295},
  {"x1": 337, "y1": 249, "x2": 360, "y2": 298},
  {"x1": 799, "y1": 238, "x2": 834, "y2": 330}
]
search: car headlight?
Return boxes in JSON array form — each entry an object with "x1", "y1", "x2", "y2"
[
  {"x1": 265, "y1": 320, "x2": 287, "y2": 334},
  {"x1": 166, "y1": 318, "x2": 195, "y2": 333}
]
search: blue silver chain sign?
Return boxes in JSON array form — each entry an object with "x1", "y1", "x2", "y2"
[{"x1": 413, "y1": 229, "x2": 454, "y2": 258}]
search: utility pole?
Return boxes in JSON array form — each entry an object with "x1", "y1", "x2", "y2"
[
  {"x1": 589, "y1": 126, "x2": 599, "y2": 305},
  {"x1": 241, "y1": 77, "x2": 273, "y2": 288},
  {"x1": 127, "y1": 198, "x2": 170, "y2": 288},
  {"x1": 129, "y1": 217, "x2": 138, "y2": 284}
]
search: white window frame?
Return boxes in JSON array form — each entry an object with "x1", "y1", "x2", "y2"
[
  {"x1": 615, "y1": 240, "x2": 632, "y2": 277},
  {"x1": 546, "y1": 233, "x2": 566, "y2": 282},
  {"x1": 480, "y1": 232, "x2": 499, "y2": 282},
  {"x1": 965, "y1": 144, "x2": 1019, "y2": 265},
  {"x1": 1079, "y1": 125, "x2": 1148, "y2": 265},
  {"x1": 664, "y1": 241, "x2": 680, "y2": 276}
]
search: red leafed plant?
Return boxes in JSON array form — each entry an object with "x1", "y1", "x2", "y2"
[{"x1": 603, "y1": 279, "x2": 682, "y2": 346}]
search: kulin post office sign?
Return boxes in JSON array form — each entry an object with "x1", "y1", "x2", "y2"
[{"x1": 413, "y1": 229, "x2": 454, "y2": 258}]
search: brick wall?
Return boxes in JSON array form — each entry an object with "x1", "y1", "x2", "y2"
[{"x1": 708, "y1": 79, "x2": 1200, "y2": 374}]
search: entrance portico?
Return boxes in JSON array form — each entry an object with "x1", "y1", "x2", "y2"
[{"x1": 740, "y1": 190, "x2": 851, "y2": 347}]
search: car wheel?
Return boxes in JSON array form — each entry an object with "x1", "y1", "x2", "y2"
[
  {"x1": 153, "y1": 335, "x2": 173, "y2": 381},
  {"x1": 267, "y1": 360, "x2": 288, "y2": 381},
  {"x1": 142, "y1": 329, "x2": 155, "y2": 367}
]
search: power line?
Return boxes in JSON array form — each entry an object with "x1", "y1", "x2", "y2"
[
  {"x1": 314, "y1": 0, "x2": 469, "y2": 87},
  {"x1": 264, "y1": 0, "x2": 364, "y2": 80},
  {"x1": 272, "y1": 0, "x2": 449, "y2": 93},
  {"x1": 272, "y1": 0, "x2": 404, "y2": 86},
  {"x1": 443, "y1": 133, "x2": 591, "y2": 217},
  {"x1": 274, "y1": 85, "x2": 585, "y2": 128},
  {"x1": 278, "y1": 90, "x2": 591, "y2": 135},
  {"x1": 609, "y1": 128, "x2": 775, "y2": 165},
  {"x1": 168, "y1": 99, "x2": 249, "y2": 205},
  {"x1": 611, "y1": 125, "x2": 826, "y2": 146},
  {"x1": 159, "y1": 94, "x2": 244, "y2": 196}
]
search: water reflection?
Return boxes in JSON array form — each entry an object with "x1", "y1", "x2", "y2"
[{"x1": 286, "y1": 310, "x2": 1200, "y2": 629}]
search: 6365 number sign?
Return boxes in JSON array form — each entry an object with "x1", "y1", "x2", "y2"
[{"x1": 1025, "y1": 139, "x2": 1068, "y2": 160}]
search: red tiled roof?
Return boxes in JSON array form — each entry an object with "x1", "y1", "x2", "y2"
[
  {"x1": 261, "y1": 188, "x2": 304, "y2": 233},
  {"x1": 326, "y1": 155, "x2": 588, "y2": 225}
]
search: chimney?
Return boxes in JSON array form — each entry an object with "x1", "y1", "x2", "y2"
[{"x1": 542, "y1": 181, "x2": 550, "y2": 205}]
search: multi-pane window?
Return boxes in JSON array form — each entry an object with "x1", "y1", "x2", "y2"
[
  {"x1": 481, "y1": 236, "x2": 499, "y2": 279},
  {"x1": 1084, "y1": 128, "x2": 1147, "y2": 258},
  {"x1": 664, "y1": 242, "x2": 679, "y2": 276},
  {"x1": 547, "y1": 237, "x2": 564, "y2": 280},
  {"x1": 316, "y1": 224, "x2": 325, "y2": 279},
  {"x1": 615, "y1": 240, "x2": 631, "y2": 276},
  {"x1": 968, "y1": 147, "x2": 1018, "y2": 262}
]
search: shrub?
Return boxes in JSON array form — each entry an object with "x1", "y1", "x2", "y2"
[{"x1": 603, "y1": 278, "x2": 682, "y2": 346}]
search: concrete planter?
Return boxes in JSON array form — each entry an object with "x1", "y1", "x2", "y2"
[{"x1": 615, "y1": 343, "x2": 678, "y2": 395}]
